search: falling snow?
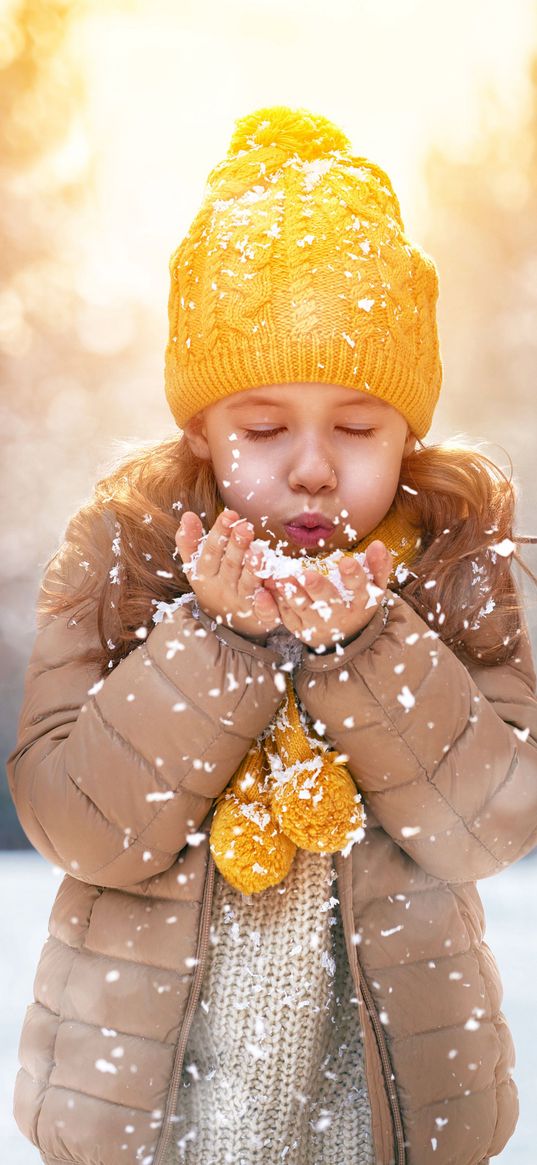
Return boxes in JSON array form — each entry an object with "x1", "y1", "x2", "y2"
[
  {"x1": 9, "y1": 109, "x2": 537, "y2": 1165},
  {"x1": 397, "y1": 686, "x2": 416, "y2": 710},
  {"x1": 95, "y1": 1058, "x2": 118, "y2": 1074}
]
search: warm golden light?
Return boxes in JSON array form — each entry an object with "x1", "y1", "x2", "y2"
[{"x1": 2, "y1": 12, "x2": 537, "y2": 1164}]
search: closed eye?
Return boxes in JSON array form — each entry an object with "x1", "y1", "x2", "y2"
[{"x1": 243, "y1": 428, "x2": 376, "y2": 441}]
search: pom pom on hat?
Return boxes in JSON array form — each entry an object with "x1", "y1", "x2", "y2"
[{"x1": 227, "y1": 104, "x2": 352, "y2": 161}]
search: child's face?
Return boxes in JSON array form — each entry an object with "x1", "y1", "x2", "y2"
[{"x1": 184, "y1": 382, "x2": 416, "y2": 555}]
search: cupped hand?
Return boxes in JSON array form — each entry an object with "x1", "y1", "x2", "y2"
[
  {"x1": 175, "y1": 509, "x2": 282, "y2": 642},
  {"x1": 258, "y1": 541, "x2": 393, "y2": 650}
]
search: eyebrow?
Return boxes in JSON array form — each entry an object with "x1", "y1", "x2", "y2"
[{"x1": 227, "y1": 393, "x2": 385, "y2": 410}]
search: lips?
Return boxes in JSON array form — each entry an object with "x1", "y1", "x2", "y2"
[
  {"x1": 285, "y1": 512, "x2": 334, "y2": 530},
  {"x1": 283, "y1": 515, "x2": 334, "y2": 547}
]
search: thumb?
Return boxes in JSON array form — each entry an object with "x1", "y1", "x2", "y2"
[
  {"x1": 366, "y1": 540, "x2": 393, "y2": 588},
  {"x1": 175, "y1": 511, "x2": 203, "y2": 555}
]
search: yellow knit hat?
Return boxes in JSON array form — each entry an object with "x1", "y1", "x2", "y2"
[{"x1": 164, "y1": 105, "x2": 443, "y2": 440}]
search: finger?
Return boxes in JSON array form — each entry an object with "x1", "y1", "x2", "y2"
[
  {"x1": 243, "y1": 554, "x2": 286, "y2": 631},
  {"x1": 175, "y1": 511, "x2": 204, "y2": 556},
  {"x1": 299, "y1": 574, "x2": 359, "y2": 644},
  {"x1": 272, "y1": 584, "x2": 303, "y2": 632},
  {"x1": 275, "y1": 577, "x2": 310, "y2": 608},
  {"x1": 273, "y1": 583, "x2": 325, "y2": 645},
  {"x1": 301, "y1": 568, "x2": 350, "y2": 601},
  {"x1": 240, "y1": 544, "x2": 266, "y2": 596},
  {"x1": 252, "y1": 586, "x2": 282, "y2": 625},
  {"x1": 186, "y1": 509, "x2": 239, "y2": 579},
  {"x1": 338, "y1": 557, "x2": 367, "y2": 594},
  {"x1": 365, "y1": 540, "x2": 393, "y2": 587},
  {"x1": 220, "y1": 517, "x2": 255, "y2": 584},
  {"x1": 236, "y1": 542, "x2": 283, "y2": 629},
  {"x1": 273, "y1": 580, "x2": 318, "y2": 640}
]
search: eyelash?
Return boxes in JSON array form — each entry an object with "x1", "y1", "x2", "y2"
[{"x1": 243, "y1": 428, "x2": 376, "y2": 442}]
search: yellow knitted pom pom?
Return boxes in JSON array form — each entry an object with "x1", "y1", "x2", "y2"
[
  {"x1": 210, "y1": 794, "x2": 296, "y2": 894},
  {"x1": 270, "y1": 752, "x2": 366, "y2": 853},
  {"x1": 227, "y1": 105, "x2": 351, "y2": 162}
]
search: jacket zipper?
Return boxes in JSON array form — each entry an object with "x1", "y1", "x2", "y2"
[
  {"x1": 357, "y1": 959, "x2": 406, "y2": 1164},
  {"x1": 336, "y1": 853, "x2": 406, "y2": 1165},
  {"x1": 153, "y1": 851, "x2": 216, "y2": 1165}
]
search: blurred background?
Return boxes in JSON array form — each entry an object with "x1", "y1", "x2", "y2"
[{"x1": 1, "y1": 0, "x2": 536, "y2": 1159}]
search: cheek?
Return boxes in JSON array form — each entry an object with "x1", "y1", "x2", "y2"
[
  {"x1": 343, "y1": 446, "x2": 402, "y2": 500},
  {"x1": 214, "y1": 452, "x2": 274, "y2": 510},
  {"x1": 241, "y1": 448, "x2": 279, "y2": 485},
  {"x1": 377, "y1": 458, "x2": 403, "y2": 499}
]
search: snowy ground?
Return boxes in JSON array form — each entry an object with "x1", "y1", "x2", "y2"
[{"x1": 1, "y1": 850, "x2": 536, "y2": 1163}]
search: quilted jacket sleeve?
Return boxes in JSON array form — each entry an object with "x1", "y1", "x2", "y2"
[
  {"x1": 294, "y1": 590, "x2": 537, "y2": 883},
  {"x1": 6, "y1": 506, "x2": 285, "y2": 889}
]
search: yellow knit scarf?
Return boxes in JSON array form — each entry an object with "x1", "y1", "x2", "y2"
[{"x1": 209, "y1": 503, "x2": 422, "y2": 895}]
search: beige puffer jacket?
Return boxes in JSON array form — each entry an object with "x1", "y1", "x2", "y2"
[{"x1": 7, "y1": 505, "x2": 537, "y2": 1165}]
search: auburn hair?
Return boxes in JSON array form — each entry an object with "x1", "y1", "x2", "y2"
[{"x1": 37, "y1": 431, "x2": 536, "y2": 679}]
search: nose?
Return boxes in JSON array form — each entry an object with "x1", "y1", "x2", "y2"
[{"x1": 287, "y1": 437, "x2": 337, "y2": 493}]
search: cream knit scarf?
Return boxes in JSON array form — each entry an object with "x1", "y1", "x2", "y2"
[{"x1": 209, "y1": 503, "x2": 422, "y2": 895}]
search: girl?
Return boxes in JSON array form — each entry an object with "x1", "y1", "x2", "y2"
[{"x1": 7, "y1": 105, "x2": 537, "y2": 1165}]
